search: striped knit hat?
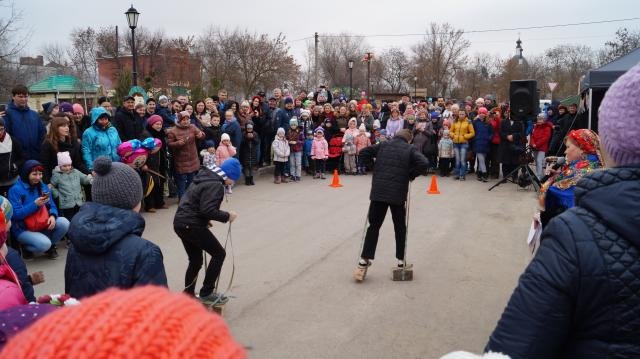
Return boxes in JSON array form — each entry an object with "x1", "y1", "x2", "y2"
[{"x1": 0, "y1": 286, "x2": 246, "y2": 358}]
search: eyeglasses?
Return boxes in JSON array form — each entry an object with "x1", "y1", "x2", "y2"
[{"x1": 14, "y1": 94, "x2": 29, "y2": 98}]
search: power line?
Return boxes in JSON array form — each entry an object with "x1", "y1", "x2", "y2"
[{"x1": 289, "y1": 16, "x2": 640, "y2": 42}]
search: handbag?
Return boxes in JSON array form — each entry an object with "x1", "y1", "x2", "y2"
[{"x1": 25, "y1": 205, "x2": 50, "y2": 232}]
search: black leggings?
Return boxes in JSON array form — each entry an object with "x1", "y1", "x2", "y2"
[
  {"x1": 274, "y1": 161, "x2": 286, "y2": 176},
  {"x1": 314, "y1": 159, "x2": 326, "y2": 174},
  {"x1": 361, "y1": 201, "x2": 406, "y2": 260},
  {"x1": 174, "y1": 224, "x2": 226, "y2": 297}
]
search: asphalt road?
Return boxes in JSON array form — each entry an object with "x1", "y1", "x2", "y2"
[{"x1": 27, "y1": 171, "x2": 535, "y2": 358}]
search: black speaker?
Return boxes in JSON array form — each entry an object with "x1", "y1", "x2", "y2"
[{"x1": 509, "y1": 80, "x2": 539, "y2": 119}]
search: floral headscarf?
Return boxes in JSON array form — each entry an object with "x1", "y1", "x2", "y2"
[{"x1": 540, "y1": 129, "x2": 603, "y2": 209}]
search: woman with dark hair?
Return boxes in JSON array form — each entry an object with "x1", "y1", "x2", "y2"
[
  {"x1": 40, "y1": 115, "x2": 87, "y2": 183},
  {"x1": 194, "y1": 100, "x2": 207, "y2": 120}
]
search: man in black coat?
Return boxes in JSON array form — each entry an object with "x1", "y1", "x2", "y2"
[
  {"x1": 357, "y1": 129, "x2": 430, "y2": 269},
  {"x1": 113, "y1": 96, "x2": 144, "y2": 142}
]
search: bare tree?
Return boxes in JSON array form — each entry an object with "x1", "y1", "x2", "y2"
[
  {"x1": 317, "y1": 33, "x2": 368, "y2": 89},
  {"x1": 544, "y1": 44, "x2": 594, "y2": 98},
  {"x1": 411, "y1": 22, "x2": 470, "y2": 97},
  {"x1": 0, "y1": 0, "x2": 31, "y2": 98},
  {"x1": 41, "y1": 43, "x2": 68, "y2": 66},
  {"x1": 376, "y1": 47, "x2": 411, "y2": 93},
  {"x1": 598, "y1": 27, "x2": 640, "y2": 65},
  {"x1": 68, "y1": 27, "x2": 98, "y2": 84}
]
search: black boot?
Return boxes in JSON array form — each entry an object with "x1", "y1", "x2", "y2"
[
  {"x1": 249, "y1": 176, "x2": 255, "y2": 185},
  {"x1": 482, "y1": 172, "x2": 489, "y2": 182},
  {"x1": 45, "y1": 245, "x2": 59, "y2": 259},
  {"x1": 245, "y1": 176, "x2": 251, "y2": 186},
  {"x1": 476, "y1": 172, "x2": 482, "y2": 181}
]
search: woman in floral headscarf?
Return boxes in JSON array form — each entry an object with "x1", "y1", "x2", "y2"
[{"x1": 538, "y1": 129, "x2": 603, "y2": 227}]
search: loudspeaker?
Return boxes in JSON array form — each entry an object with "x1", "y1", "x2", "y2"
[{"x1": 509, "y1": 80, "x2": 539, "y2": 119}]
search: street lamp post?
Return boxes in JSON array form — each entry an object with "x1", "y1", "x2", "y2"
[
  {"x1": 125, "y1": 5, "x2": 140, "y2": 86},
  {"x1": 413, "y1": 76, "x2": 418, "y2": 101},
  {"x1": 348, "y1": 60, "x2": 354, "y2": 101}
]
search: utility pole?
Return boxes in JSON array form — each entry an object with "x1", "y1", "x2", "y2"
[{"x1": 314, "y1": 32, "x2": 319, "y2": 87}]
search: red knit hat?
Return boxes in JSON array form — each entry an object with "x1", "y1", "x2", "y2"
[{"x1": 0, "y1": 286, "x2": 246, "y2": 358}]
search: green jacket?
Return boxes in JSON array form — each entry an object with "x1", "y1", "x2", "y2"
[{"x1": 50, "y1": 167, "x2": 91, "y2": 209}]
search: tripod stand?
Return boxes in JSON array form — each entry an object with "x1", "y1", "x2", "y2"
[
  {"x1": 488, "y1": 146, "x2": 542, "y2": 192},
  {"x1": 488, "y1": 163, "x2": 541, "y2": 192}
]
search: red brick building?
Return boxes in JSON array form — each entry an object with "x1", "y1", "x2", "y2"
[{"x1": 97, "y1": 48, "x2": 202, "y2": 95}]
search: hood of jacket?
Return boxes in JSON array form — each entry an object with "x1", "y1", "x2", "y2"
[
  {"x1": 68, "y1": 202, "x2": 145, "y2": 255},
  {"x1": 90, "y1": 107, "x2": 110, "y2": 125},
  {"x1": 192, "y1": 166, "x2": 225, "y2": 186},
  {"x1": 7, "y1": 101, "x2": 31, "y2": 113},
  {"x1": 575, "y1": 166, "x2": 640, "y2": 245}
]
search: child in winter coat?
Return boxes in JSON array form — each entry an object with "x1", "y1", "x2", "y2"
[
  {"x1": 240, "y1": 123, "x2": 259, "y2": 185},
  {"x1": 303, "y1": 130, "x2": 314, "y2": 175},
  {"x1": 354, "y1": 124, "x2": 370, "y2": 174},
  {"x1": 343, "y1": 117, "x2": 359, "y2": 142},
  {"x1": 438, "y1": 129, "x2": 454, "y2": 177},
  {"x1": 272, "y1": 128, "x2": 290, "y2": 184},
  {"x1": 200, "y1": 140, "x2": 217, "y2": 170},
  {"x1": 50, "y1": 152, "x2": 92, "y2": 220},
  {"x1": 342, "y1": 135, "x2": 357, "y2": 175},
  {"x1": 209, "y1": 115, "x2": 223, "y2": 148},
  {"x1": 288, "y1": 119, "x2": 304, "y2": 182},
  {"x1": 530, "y1": 113, "x2": 553, "y2": 179},
  {"x1": 311, "y1": 127, "x2": 329, "y2": 179},
  {"x1": 472, "y1": 108, "x2": 494, "y2": 182},
  {"x1": 215, "y1": 133, "x2": 236, "y2": 166}
]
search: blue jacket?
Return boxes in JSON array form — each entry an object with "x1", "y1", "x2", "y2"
[
  {"x1": 304, "y1": 137, "x2": 313, "y2": 156},
  {"x1": 487, "y1": 166, "x2": 640, "y2": 359},
  {"x1": 222, "y1": 118, "x2": 242, "y2": 149},
  {"x1": 81, "y1": 107, "x2": 121, "y2": 171},
  {"x1": 8, "y1": 178, "x2": 59, "y2": 239},
  {"x1": 155, "y1": 106, "x2": 175, "y2": 129},
  {"x1": 4, "y1": 102, "x2": 46, "y2": 161},
  {"x1": 472, "y1": 118, "x2": 493, "y2": 154},
  {"x1": 276, "y1": 107, "x2": 295, "y2": 134},
  {"x1": 64, "y1": 202, "x2": 168, "y2": 299}
]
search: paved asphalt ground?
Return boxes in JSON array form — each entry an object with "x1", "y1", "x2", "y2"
[{"x1": 27, "y1": 171, "x2": 535, "y2": 358}]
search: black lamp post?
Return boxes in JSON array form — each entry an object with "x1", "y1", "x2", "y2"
[
  {"x1": 348, "y1": 60, "x2": 354, "y2": 101},
  {"x1": 125, "y1": 5, "x2": 140, "y2": 86},
  {"x1": 413, "y1": 76, "x2": 418, "y2": 101}
]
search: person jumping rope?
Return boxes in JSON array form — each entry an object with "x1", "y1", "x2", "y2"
[{"x1": 173, "y1": 158, "x2": 241, "y2": 304}]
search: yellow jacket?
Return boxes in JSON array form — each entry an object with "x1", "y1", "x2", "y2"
[{"x1": 451, "y1": 118, "x2": 475, "y2": 144}]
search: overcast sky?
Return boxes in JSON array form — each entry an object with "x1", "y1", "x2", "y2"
[{"x1": 14, "y1": 0, "x2": 640, "y2": 63}]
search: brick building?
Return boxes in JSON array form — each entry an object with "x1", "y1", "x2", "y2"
[{"x1": 97, "y1": 48, "x2": 202, "y2": 96}]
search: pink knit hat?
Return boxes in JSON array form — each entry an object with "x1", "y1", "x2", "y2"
[
  {"x1": 57, "y1": 151, "x2": 72, "y2": 167},
  {"x1": 598, "y1": 62, "x2": 640, "y2": 166}
]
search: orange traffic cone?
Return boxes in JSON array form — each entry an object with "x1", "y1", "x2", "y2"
[
  {"x1": 427, "y1": 175, "x2": 440, "y2": 194},
  {"x1": 329, "y1": 169, "x2": 343, "y2": 188}
]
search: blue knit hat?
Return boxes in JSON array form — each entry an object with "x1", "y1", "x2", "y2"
[{"x1": 219, "y1": 158, "x2": 242, "y2": 181}]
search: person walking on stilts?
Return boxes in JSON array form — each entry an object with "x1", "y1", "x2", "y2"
[{"x1": 355, "y1": 129, "x2": 429, "y2": 278}]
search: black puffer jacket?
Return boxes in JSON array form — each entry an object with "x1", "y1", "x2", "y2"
[
  {"x1": 359, "y1": 137, "x2": 430, "y2": 206},
  {"x1": 173, "y1": 166, "x2": 230, "y2": 228},
  {"x1": 486, "y1": 166, "x2": 640, "y2": 359}
]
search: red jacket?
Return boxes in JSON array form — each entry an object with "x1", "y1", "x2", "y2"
[
  {"x1": 530, "y1": 121, "x2": 553, "y2": 153},
  {"x1": 490, "y1": 116, "x2": 502, "y2": 144}
]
